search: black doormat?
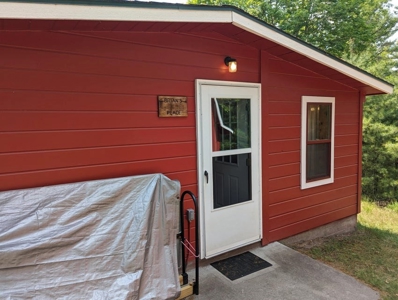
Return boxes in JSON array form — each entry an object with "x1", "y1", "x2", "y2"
[{"x1": 211, "y1": 251, "x2": 272, "y2": 281}]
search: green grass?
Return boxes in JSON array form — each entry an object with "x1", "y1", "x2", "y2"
[
  {"x1": 292, "y1": 200, "x2": 398, "y2": 300},
  {"x1": 387, "y1": 201, "x2": 398, "y2": 213}
]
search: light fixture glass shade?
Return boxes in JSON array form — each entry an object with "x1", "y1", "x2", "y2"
[
  {"x1": 228, "y1": 61, "x2": 237, "y2": 72},
  {"x1": 224, "y1": 56, "x2": 237, "y2": 73}
]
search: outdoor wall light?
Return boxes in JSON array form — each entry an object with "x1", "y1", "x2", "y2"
[{"x1": 224, "y1": 56, "x2": 237, "y2": 73}]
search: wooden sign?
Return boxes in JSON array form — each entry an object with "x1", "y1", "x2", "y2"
[{"x1": 158, "y1": 96, "x2": 188, "y2": 117}]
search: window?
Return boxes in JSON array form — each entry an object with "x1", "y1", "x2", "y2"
[{"x1": 301, "y1": 96, "x2": 335, "y2": 189}]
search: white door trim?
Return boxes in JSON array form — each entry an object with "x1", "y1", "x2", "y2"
[{"x1": 195, "y1": 79, "x2": 262, "y2": 258}]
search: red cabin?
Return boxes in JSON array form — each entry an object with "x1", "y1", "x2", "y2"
[{"x1": 0, "y1": 0, "x2": 393, "y2": 259}]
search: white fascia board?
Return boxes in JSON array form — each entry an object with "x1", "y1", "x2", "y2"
[
  {"x1": 0, "y1": 2, "x2": 232, "y2": 22},
  {"x1": 232, "y1": 12, "x2": 393, "y2": 95}
]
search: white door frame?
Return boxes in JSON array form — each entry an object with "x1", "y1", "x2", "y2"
[{"x1": 195, "y1": 79, "x2": 262, "y2": 259}]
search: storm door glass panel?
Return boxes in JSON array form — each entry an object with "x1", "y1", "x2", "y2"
[
  {"x1": 212, "y1": 98, "x2": 251, "y2": 152},
  {"x1": 211, "y1": 98, "x2": 252, "y2": 209},
  {"x1": 306, "y1": 103, "x2": 331, "y2": 181},
  {"x1": 213, "y1": 153, "x2": 252, "y2": 209}
]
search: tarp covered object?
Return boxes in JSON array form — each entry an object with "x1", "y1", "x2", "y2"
[{"x1": 0, "y1": 174, "x2": 181, "y2": 299}]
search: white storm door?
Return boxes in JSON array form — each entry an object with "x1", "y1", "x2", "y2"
[{"x1": 196, "y1": 80, "x2": 262, "y2": 259}]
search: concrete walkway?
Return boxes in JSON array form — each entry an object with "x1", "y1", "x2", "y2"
[{"x1": 188, "y1": 242, "x2": 379, "y2": 300}]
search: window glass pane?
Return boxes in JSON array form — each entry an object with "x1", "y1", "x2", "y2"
[
  {"x1": 306, "y1": 143, "x2": 331, "y2": 180},
  {"x1": 213, "y1": 153, "x2": 251, "y2": 209},
  {"x1": 212, "y1": 98, "x2": 251, "y2": 151},
  {"x1": 307, "y1": 104, "x2": 331, "y2": 141}
]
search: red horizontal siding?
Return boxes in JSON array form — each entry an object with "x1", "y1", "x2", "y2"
[
  {"x1": 267, "y1": 72, "x2": 355, "y2": 92},
  {"x1": 336, "y1": 113, "x2": 359, "y2": 124},
  {"x1": 269, "y1": 174, "x2": 358, "y2": 205},
  {"x1": 0, "y1": 111, "x2": 195, "y2": 132},
  {"x1": 335, "y1": 144, "x2": 359, "y2": 157},
  {"x1": 86, "y1": 31, "x2": 259, "y2": 59},
  {"x1": 0, "y1": 31, "x2": 258, "y2": 74},
  {"x1": 335, "y1": 124, "x2": 359, "y2": 135},
  {"x1": 268, "y1": 163, "x2": 300, "y2": 179},
  {"x1": 269, "y1": 174, "x2": 299, "y2": 192},
  {"x1": 0, "y1": 91, "x2": 173, "y2": 112},
  {"x1": 269, "y1": 205, "x2": 358, "y2": 241},
  {"x1": 268, "y1": 114, "x2": 300, "y2": 127},
  {"x1": 268, "y1": 139, "x2": 300, "y2": 154},
  {"x1": 0, "y1": 158, "x2": 197, "y2": 192},
  {"x1": 268, "y1": 151, "x2": 300, "y2": 166},
  {"x1": 268, "y1": 101, "x2": 300, "y2": 115},
  {"x1": 0, "y1": 30, "x2": 259, "y2": 192},
  {"x1": 0, "y1": 128, "x2": 196, "y2": 153},
  {"x1": 0, "y1": 142, "x2": 196, "y2": 174},
  {"x1": 166, "y1": 170, "x2": 197, "y2": 187},
  {"x1": 268, "y1": 58, "x2": 324, "y2": 78},
  {"x1": 0, "y1": 69, "x2": 195, "y2": 94},
  {"x1": 336, "y1": 134, "x2": 360, "y2": 145},
  {"x1": 335, "y1": 155, "x2": 358, "y2": 167},
  {"x1": 266, "y1": 87, "x2": 359, "y2": 102},
  {"x1": 269, "y1": 185, "x2": 357, "y2": 217},
  {"x1": 268, "y1": 127, "x2": 301, "y2": 140},
  {"x1": 335, "y1": 164, "x2": 358, "y2": 177},
  {"x1": 0, "y1": 45, "x2": 258, "y2": 82},
  {"x1": 269, "y1": 195, "x2": 357, "y2": 230},
  {"x1": 262, "y1": 51, "x2": 360, "y2": 243}
]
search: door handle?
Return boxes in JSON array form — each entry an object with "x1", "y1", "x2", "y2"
[{"x1": 204, "y1": 170, "x2": 209, "y2": 184}]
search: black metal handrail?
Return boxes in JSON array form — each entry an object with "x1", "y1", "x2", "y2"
[{"x1": 180, "y1": 190, "x2": 199, "y2": 295}]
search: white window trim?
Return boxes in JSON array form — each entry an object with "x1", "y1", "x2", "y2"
[{"x1": 301, "y1": 96, "x2": 335, "y2": 189}]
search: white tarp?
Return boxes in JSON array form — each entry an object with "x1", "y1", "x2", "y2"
[{"x1": 0, "y1": 174, "x2": 181, "y2": 300}]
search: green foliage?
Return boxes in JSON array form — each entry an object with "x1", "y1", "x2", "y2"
[
  {"x1": 188, "y1": 0, "x2": 262, "y2": 15},
  {"x1": 259, "y1": 0, "x2": 397, "y2": 58},
  {"x1": 188, "y1": 0, "x2": 398, "y2": 58},
  {"x1": 362, "y1": 118, "x2": 398, "y2": 200},
  {"x1": 357, "y1": 42, "x2": 398, "y2": 202}
]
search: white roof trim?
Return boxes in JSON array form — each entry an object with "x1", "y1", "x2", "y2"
[
  {"x1": 0, "y1": 2, "x2": 232, "y2": 22},
  {"x1": 231, "y1": 13, "x2": 393, "y2": 94},
  {"x1": 0, "y1": 1, "x2": 393, "y2": 94}
]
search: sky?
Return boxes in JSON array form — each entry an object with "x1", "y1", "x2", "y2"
[{"x1": 390, "y1": 0, "x2": 398, "y2": 40}]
